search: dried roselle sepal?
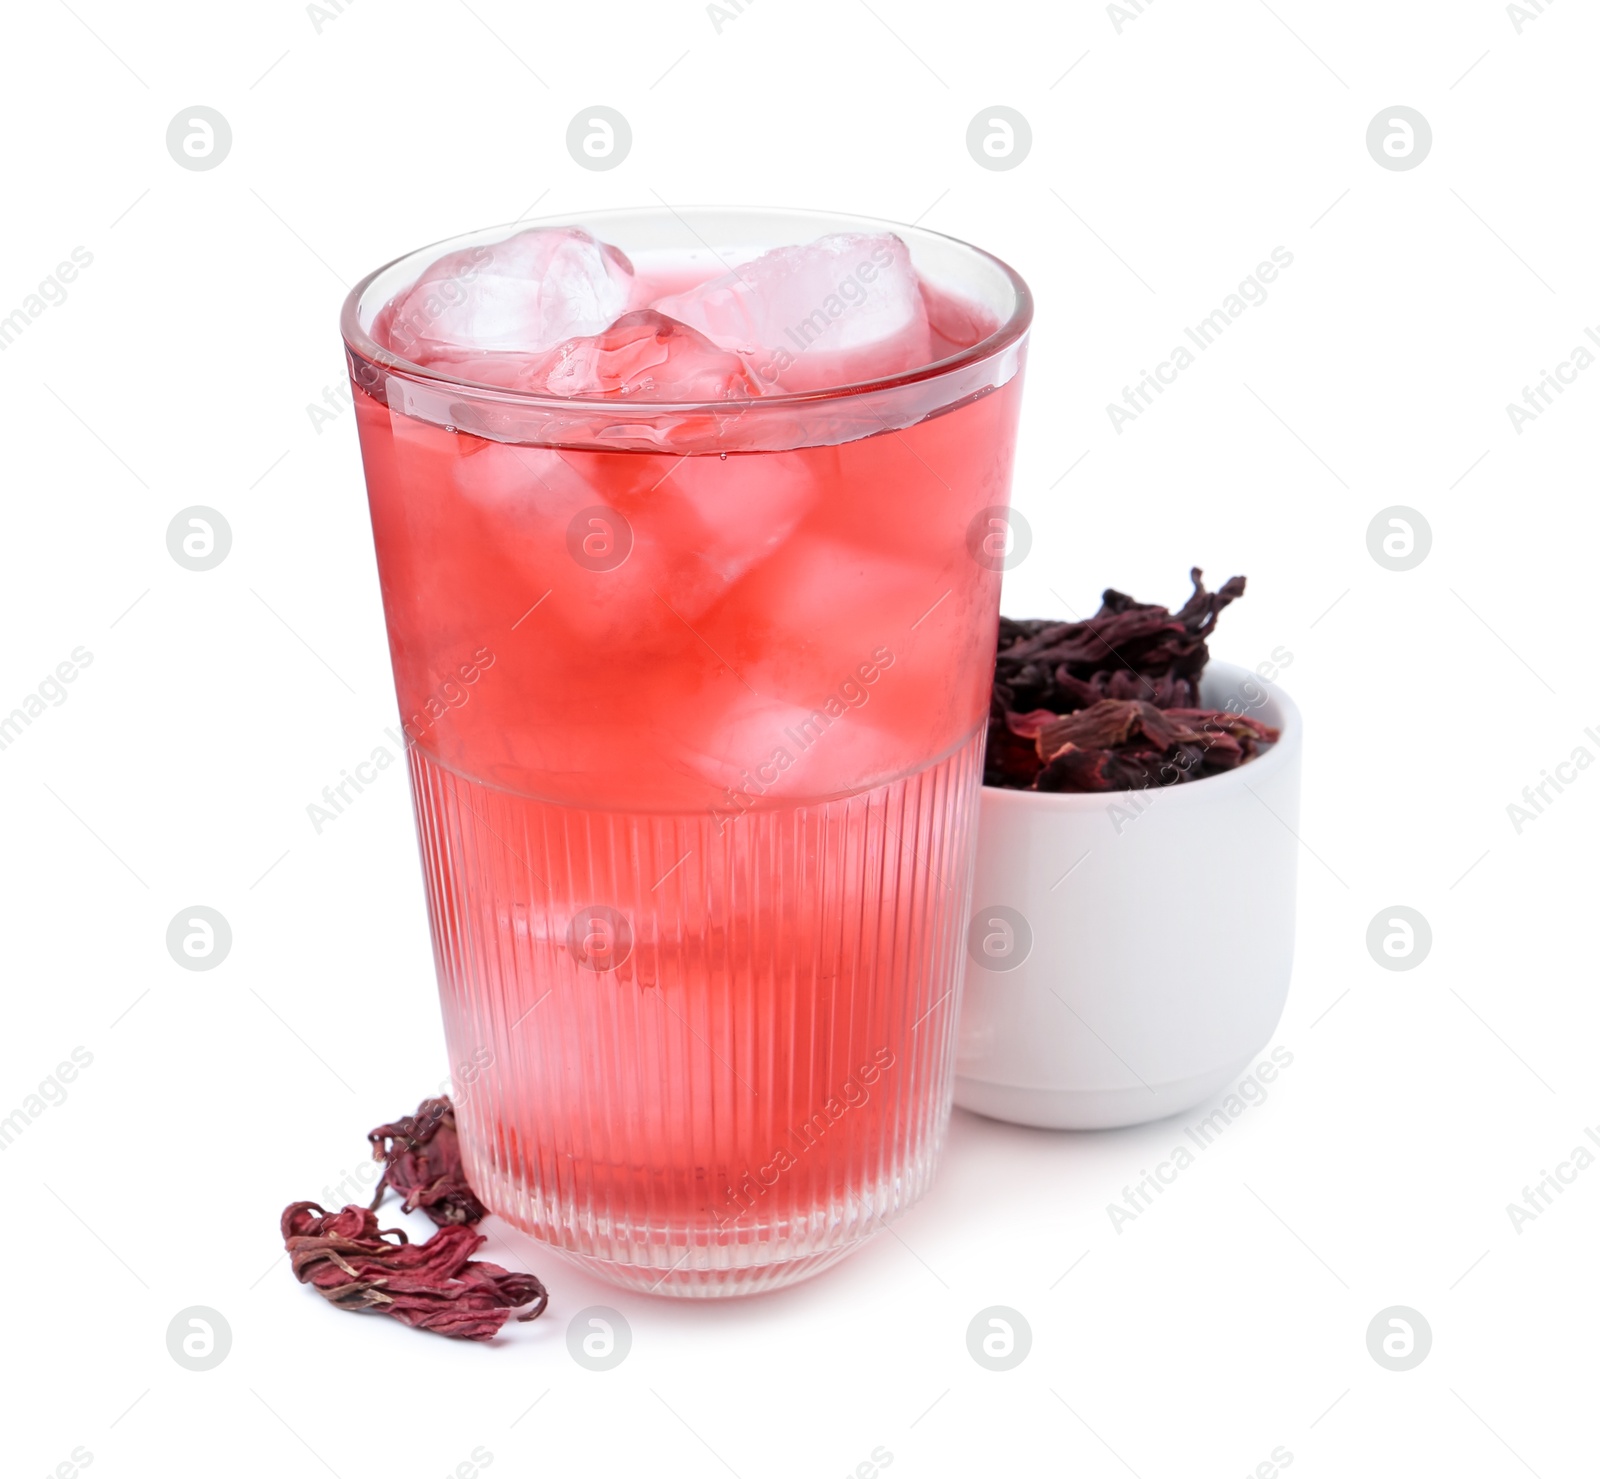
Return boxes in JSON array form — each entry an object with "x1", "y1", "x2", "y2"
[
  {"x1": 1051, "y1": 666, "x2": 1198, "y2": 711},
  {"x1": 984, "y1": 707, "x2": 1046, "y2": 788},
  {"x1": 1032, "y1": 700, "x2": 1279, "y2": 793},
  {"x1": 1162, "y1": 707, "x2": 1280, "y2": 761},
  {"x1": 281, "y1": 1201, "x2": 547, "y2": 1342},
  {"x1": 1034, "y1": 743, "x2": 1170, "y2": 793},
  {"x1": 986, "y1": 569, "x2": 1257, "y2": 789},
  {"x1": 368, "y1": 1096, "x2": 487, "y2": 1227},
  {"x1": 993, "y1": 568, "x2": 1245, "y2": 720}
]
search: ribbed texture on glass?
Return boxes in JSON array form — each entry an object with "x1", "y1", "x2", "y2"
[{"x1": 408, "y1": 730, "x2": 984, "y2": 1296}]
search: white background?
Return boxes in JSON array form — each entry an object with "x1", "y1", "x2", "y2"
[{"x1": 3, "y1": 1, "x2": 1596, "y2": 1475}]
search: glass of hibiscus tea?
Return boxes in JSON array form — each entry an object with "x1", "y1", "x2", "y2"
[{"x1": 341, "y1": 208, "x2": 1031, "y2": 1294}]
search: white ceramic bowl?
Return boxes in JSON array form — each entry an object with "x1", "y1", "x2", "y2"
[{"x1": 953, "y1": 661, "x2": 1302, "y2": 1130}]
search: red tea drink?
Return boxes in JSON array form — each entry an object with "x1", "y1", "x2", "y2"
[{"x1": 343, "y1": 210, "x2": 1029, "y2": 1294}]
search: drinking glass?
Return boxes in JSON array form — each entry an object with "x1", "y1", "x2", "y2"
[{"x1": 341, "y1": 208, "x2": 1030, "y2": 1294}]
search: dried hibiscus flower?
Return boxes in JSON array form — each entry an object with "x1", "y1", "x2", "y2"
[
  {"x1": 281, "y1": 1201, "x2": 547, "y2": 1342},
  {"x1": 1012, "y1": 700, "x2": 1278, "y2": 792},
  {"x1": 986, "y1": 569, "x2": 1278, "y2": 791},
  {"x1": 368, "y1": 1096, "x2": 487, "y2": 1227},
  {"x1": 281, "y1": 1094, "x2": 548, "y2": 1342}
]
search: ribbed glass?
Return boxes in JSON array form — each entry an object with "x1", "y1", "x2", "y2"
[
  {"x1": 345, "y1": 207, "x2": 1030, "y2": 1295},
  {"x1": 410, "y1": 730, "x2": 983, "y2": 1295}
]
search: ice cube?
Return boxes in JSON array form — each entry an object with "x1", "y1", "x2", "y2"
[
  {"x1": 526, "y1": 311, "x2": 761, "y2": 401},
  {"x1": 684, "y1": 530, "x2": 985, "y2": 792},
  {"x1": 412, "y1": 311, "x2": 762, "y2": 403},
  {"x1": 387, "y1": 227, "x2": 635, "y2": 361},
  {"x1": 653, "y1": 233, "x2": 932, "y2": 393},
  {"x1": 666, "y1": 679, "x2": 918, "y2": 807},
  {"x1": 654, "y1": 448, "x2": 816, "y2": 583},
  {"x1": 703, "y1": 533, "x2": 934, "y2": 698}
]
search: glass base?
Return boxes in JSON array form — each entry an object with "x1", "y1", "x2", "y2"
[
  {"x1": 411, "y1": 732, "x2": 982, "y2": 1298},
  {"x1": 474, "y1": 1133, "x2": 946, "y2": 1297}
]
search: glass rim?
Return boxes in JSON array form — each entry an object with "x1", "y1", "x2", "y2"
[{"x1": 339, "y1": 203, "x2": 1033, "y2": 413}]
